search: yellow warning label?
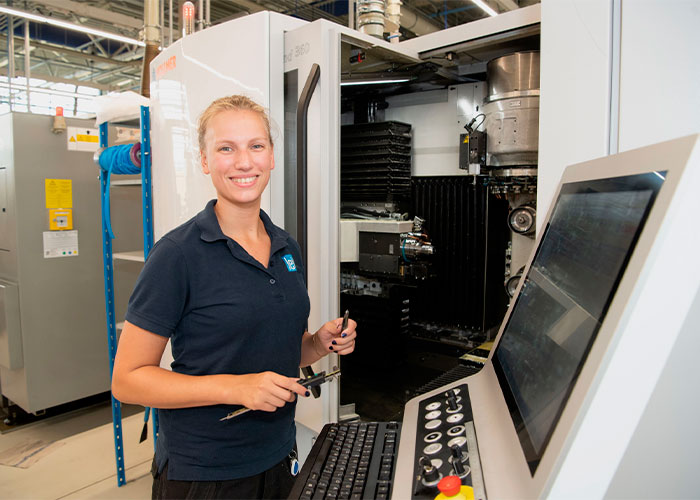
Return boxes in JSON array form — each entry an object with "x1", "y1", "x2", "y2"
[
  {"x1": 69, "y1": 136, "x2": 76, "y2": 142},
  {"x1": 76, "y1": 134, "x2": 99, "y2": 143},
  {"x1": 45, "y1": 179, "x2": 73, "y2": 209},
  {"x1": 463, "y1": 135, "x2": 470, "y2": 144},
  {"x1": 49, "y1": 208, "x2": 73, "y2": 230}
]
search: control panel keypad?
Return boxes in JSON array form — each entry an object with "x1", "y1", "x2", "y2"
[{"x1": 410, "y1": 384, "x2": 487, "y2": 500}]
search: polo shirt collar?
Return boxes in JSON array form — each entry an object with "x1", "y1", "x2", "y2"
[{"x1": 196, "y1": 199, "x2": 289, "y2": 256}]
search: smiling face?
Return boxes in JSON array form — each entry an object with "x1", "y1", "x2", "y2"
[{"x1": 200, "y1": 109, "x2": 275, "y2": 210}]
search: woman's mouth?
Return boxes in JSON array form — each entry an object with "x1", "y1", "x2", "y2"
[{"x1": 230, "y1": 175, "x2": 258, "y2": 186}]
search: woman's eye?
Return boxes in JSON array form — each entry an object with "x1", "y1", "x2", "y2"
[
  {"x1": 251, "y1": 144, "x2": 264, "y2": 150},
  {"x1": 219, "y1": 146, "x2": 232, "y2": 152}
]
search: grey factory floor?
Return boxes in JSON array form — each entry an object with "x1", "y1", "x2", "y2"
[{"x1": 0, "y1": 401, "x2": 153, "y2": 499}]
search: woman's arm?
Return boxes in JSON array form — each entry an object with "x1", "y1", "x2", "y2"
[
  {"x1": 112, "y1": 321, "x2": 309, "y2": 411},
  {"x1": 300, "y1": 317, "x2": 357, "y2": 368}
]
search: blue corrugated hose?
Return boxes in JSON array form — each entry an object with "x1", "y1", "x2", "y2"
[{"x1": 97, "y1": 144, "x2": 140, "y2": 239}]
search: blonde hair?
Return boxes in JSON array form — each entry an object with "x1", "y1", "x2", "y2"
[{"x1": 197, "y1": 95, "x2": 273, "y2": 154}]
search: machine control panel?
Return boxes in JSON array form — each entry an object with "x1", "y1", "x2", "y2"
[{"x1": 410, "y1": 384, "x2": 487, "y2": 500}]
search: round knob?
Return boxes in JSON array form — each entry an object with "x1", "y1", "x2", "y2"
[
  {"x1": 419, "y1": 456, "x2": 440, "y2": 483},
  {"x1": 447, "y1": 395, "x2": 459, "y2": 411},
  {"x1": 453, "y1": 458, "x2": 466, "y2": 476}
]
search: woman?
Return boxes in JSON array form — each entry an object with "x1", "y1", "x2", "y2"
[{"x1": 112, "y1": 95, "x2": 357, "y2": 499}]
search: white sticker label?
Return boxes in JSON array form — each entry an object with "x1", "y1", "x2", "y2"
[
  {"x1": 508, "y1": 100, "x2": 522, "y2": 108},
  {"x1": 43, "y1": 230, "x2": 79, "y2": 258},
  {"x1": 115, "y1": 126, "x2": 140, "y2": 144},
  {"x1": 67, "y1": 127, "x2": 100, "y2": 152}
]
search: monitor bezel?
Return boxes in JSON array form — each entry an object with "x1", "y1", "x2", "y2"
[{"x1": 492, "y1": 173, "x2": 666, "y2": 474}]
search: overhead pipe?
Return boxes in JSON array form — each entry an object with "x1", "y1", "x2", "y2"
[
  {"x1": 348, "y1": 0, "x2": 355, "y2": 29},
  {"x1": 357, "y1": 0, "x2": 385, "y2": 38},
  {"x1": 24, "y1": 20, "x2": 29, "y2": 109},
  {"x1": 169, "y1": 0, "x2": 173, "y2": 46},
  {"x1": 160, "y1": 0, "x2": 165, "y2": 44},
  {"x1": 399, "y1": 5, "x2": 441, "y2": 36},
  {"x1": 141, "y1": 0, "x2": 161, "y2": 97},
  {"x1": 198, "y1": 0, "x2": 204, "y2": 31},
  {"x1": 386, "y1": 0, "x2": 401, "y2": 43},
  {"x1": 7, "y1": 12, "x2": 14, "y2": 111}
]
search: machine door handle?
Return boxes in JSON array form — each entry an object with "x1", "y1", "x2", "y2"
[{"x1": 296, "y1": 64, "x2": 321, "y2": 394}]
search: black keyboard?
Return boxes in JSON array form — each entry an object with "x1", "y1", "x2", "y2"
[{"x1": 288, "y1": 422, "x2": 401, "y2": 500}]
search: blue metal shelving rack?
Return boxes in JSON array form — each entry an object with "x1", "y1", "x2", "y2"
[{"x1": 99, "y1": 105, "x2": 156, "y2": 486}]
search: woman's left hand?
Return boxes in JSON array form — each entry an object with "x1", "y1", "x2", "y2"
[{"x1": 314, "y1": 316, "x2": 357, "y2": 356}]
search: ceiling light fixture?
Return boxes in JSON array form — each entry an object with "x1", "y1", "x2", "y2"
[
  {"x1": 340, "y1": 78, "x2": 412, "y2": 86},
  {"x1": 470, "y1": 0, "x2": 498, "y2": 17},
  {"x1": 0, "y1": 6, "x2": 145, "y2": 47}
]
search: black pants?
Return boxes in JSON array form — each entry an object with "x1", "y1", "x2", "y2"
[{"x1": 151, "y1": 455, "x2": 297, "y2": 500}]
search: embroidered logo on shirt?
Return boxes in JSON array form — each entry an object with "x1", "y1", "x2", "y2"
[{"x1": 282, "y1": 254, "x2": 297, "y2": 272}]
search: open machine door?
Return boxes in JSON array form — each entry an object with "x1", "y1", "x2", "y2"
[
  {"x1": 283, "y1": 21, "x2": 421, "y2": 433},
  {"x1": 283, "y1": 21, "x2": 342, "y2": 433}
]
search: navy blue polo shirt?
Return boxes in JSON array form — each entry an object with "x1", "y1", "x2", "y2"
[{"x1": 125, "y1": 199, "x2": 310, "y2": 481}]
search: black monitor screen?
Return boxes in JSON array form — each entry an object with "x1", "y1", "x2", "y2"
[{"x1": 493, "y1": 172, "x2": 666, "y2": 475}]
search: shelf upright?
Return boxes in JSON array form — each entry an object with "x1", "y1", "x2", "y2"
[
  {"x1": 98, "y1": 120, "x2": 126, "y2": 487},
  {"x1": 139, "y1": 105, "x2": 159, "y2": 443},
  {"x1": 98, "y1": 105, "x2": 154, "y2": 487}
]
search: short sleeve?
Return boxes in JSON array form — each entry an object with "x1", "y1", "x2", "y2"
[{"x1": 125, "y1": 237, "x2": 189, "y2": 338}]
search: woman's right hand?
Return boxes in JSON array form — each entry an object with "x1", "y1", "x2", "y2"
[{"x1": 230, "y1": 372, "x2": 310, "y2": 412}]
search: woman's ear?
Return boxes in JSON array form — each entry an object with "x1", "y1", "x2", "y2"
[{"x1": 201, "y1": 153, "x2": 210, "y2": 174}]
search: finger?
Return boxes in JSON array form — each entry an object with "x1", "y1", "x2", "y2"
[
  {"x1": 335, "y1": 339, "x2": 356, "y2": 355},
  {"x1": 260, "y1": 399, "x2": 286, "y2": 412},
  {"x1": 278, "y1": 377, "x2": 311, "y2": 398},
  {"x1": 260, "y1": 375, "x2": 297, "y2": 403},
  {"x1": 332, "y1": 330, "x2": 356, "y2": 346},
  {"x1": 340, "y1": 319, "x2": 357, "y2": 337},
  {"x1": 289, "y1": 380, "x2": 311, "y2": 398}
]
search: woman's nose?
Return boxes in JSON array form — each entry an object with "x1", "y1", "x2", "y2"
[{"x1": 234, "y1": 150, "x2": 253, "y2": 170}]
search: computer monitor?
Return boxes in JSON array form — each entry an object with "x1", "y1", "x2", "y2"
[
  {"x1": 394, "y1": 134, "x2": 700, "y2": 499},
  {"x1": 493, "y1": 171, "x2": 663, "y2": 475}
]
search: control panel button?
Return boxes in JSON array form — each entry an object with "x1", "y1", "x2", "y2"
[
  {"x1": 423, "y1": 443, "x2": 443, "y2": 455},
  {"x1": 446, "y1": 404, "x2": 463, "y2": 414},
  {"x1": 448, "y1": 436, "x2": 467, "y2": 449},
  {"x1": 426, "y1": 402, "x2": 441, "y2": 411},
  {"x1": 446, "y1": 413, "x2": 464, "y2": 424},
  {"x1": 425, "y1": 410, "x2": 442, "y2": 420},
  {"x1": 424, "y1": 432, "x2": 442, "y2": 443},
  {"x1": 424, "y1": 419, "x2": 441, "y2": 430},
  {"x1": 447, "y1": 425, "x2": 465, "y2": 437}
]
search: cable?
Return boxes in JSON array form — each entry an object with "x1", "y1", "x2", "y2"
[{"x1": 96, "y1": 143, "x2": 141, "y2": 240}]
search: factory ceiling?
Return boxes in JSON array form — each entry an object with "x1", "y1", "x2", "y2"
[{"x1": 0, "y1": 0, "x2": 540, "y2": 92}]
